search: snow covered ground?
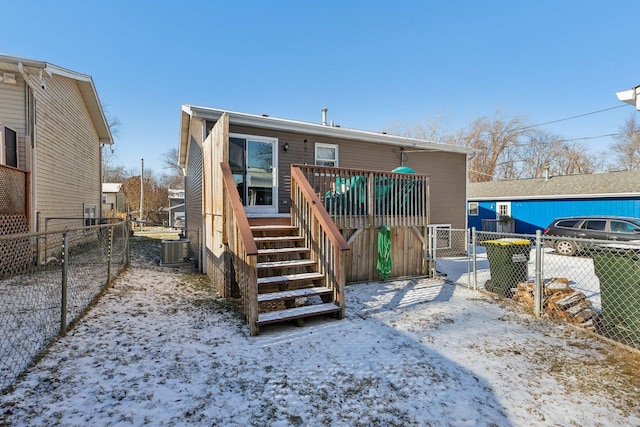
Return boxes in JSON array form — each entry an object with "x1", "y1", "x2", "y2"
[{"x1": 1, "y1": 234, "x2": 639, "y2": 426}]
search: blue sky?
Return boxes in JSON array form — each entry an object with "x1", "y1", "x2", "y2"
[{"x1": 2, "y1": 1, "x2": 639, "y2": 174}]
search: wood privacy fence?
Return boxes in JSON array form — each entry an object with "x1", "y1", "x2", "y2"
[{"x1": 295, "y1": 164, "x2": 429, "y2": 229}]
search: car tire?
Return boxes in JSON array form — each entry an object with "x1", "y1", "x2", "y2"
[{"x1": 554, "y1": 240, "x2": 577, "y2": 256}]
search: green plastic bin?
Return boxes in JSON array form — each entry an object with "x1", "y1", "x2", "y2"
[
  {"x1": 592, "y1": 244, "x2": 640, "y2": 344},
  {"x1": 482, "y1": 238, "x2": 531, "y2": 298}
]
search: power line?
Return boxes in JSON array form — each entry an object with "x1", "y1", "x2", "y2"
[{"x1": 509, "y1": 105, "x2": 628, "y2": 132}]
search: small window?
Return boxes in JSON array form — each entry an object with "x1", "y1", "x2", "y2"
[
  {"x1": 556, "y1": 219, "x2": 581, "y2": 229},
  {"x1": 84, "y1": 203, "x2": 97, "y2": 226},
  {"x1": 468, "y1": 202, "x2": 479, "y2": 216},
  {"x1": 582, "y1": 220, "x2": 606, "y2": 231},
  {"x1": 0, "y1": 124, "x2": 18, "y2": 168},
  {"x1": 610, "y1": 221, "x2": 638, "y2": 233},
  {"x1": 315, "y1": 143, "x2": 338, "y2": 167}
]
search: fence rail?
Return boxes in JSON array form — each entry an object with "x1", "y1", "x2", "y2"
[
  {"x1": 432, "y1": 227, "x2": 640, "y2": 351},
  {"x1": 0, "y1": 221, "x2": 130, "y2": 392}
]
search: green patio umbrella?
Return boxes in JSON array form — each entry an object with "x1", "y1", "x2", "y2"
[{"x1": 377, "y1": 225, "x2": 392, "y2": 280}]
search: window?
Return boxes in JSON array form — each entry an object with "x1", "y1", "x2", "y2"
[
  {"x1": 582, "y1": 220, "x2": 606, "y2": 231},
  {"x1": 468, "y1": 202, "x2": 479, "y2": 216},
  {"x1": 556, "y1": 219, "x2": 581, "y2": 229},
  {"x1": 496, "y1": 202, "x2": 511, "y2": 218},
  {"x1": 0, "y1": 124, "x2": 18, "y2": 168},
  {"x1": 315, "y1": 143, "x2": 338, "y2": 167},
  {"x1": 611, "y1": 220, "x2": 640, "y2": 233},
  {"x1": 84, "y1": 204, "x2": 97, "y2": 226}
]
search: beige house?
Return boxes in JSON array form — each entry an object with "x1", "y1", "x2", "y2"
[
  {"x1": 0, "y1": 54, "x2": 112, "y2": 236},
  {"x1": 178, "y1": 105, "x2": 473, "y2": 334}
]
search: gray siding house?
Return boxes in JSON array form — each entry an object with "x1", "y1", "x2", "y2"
[{"x1": 179, "y1": 105, "x2": 474, "y2": 288}]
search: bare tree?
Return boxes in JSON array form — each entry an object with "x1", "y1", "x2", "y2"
[
  {"x1": 454, "y1": 113, "x2": 534, "y2": 182},
  {"x1": 386, "y1": 110, "x2": 603, "y2": 181},
  {"x1": 101, "y1": 104, "x2": 124, "y2": 182},
  {"x1": 611, "y1": 114, "x2": 640, "y2": 170},
  {"x1": 161, "y1": 148, "x2": 184, "y2": 189},
  {"x1": 121, "y1": 170, "x2": 168, "y2": 224}
]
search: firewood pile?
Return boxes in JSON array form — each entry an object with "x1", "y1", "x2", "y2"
[{"x1": 512, "y1": 278, "x2": 597, "y2": 331}]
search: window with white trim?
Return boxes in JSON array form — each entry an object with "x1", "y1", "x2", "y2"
[
  {"x1": 468, "y1": 202, "x2": 479, "y2": 216},
  {"x1": 496, "y1": 202, "x2": 511, "y2": 218},
  {"x1": 315, "y1": 143, "x2": 338, "y2": 167}
]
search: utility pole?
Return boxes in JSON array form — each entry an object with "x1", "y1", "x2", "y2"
[{"x1": 140, "y1": 158, "x2": 144, "y2": 231}]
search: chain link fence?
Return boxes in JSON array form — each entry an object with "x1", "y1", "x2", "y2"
[
  {"x1": 0, "y1": 221, "x2": 130, "y2": 392},
  {"x1": 432, "y1": 227, "x2": 640, "y2": 351}
]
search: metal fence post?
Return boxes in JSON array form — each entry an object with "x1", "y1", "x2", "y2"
[
  {"x1": 125, "y1": 221, "x2": 130, "y2": 266},
  {"x1": 107, "y1": 225, "x2": 113, "y2": 284},
  {"x1": 534, "y1": 229, "x2": 543, "y2": 318},
  {"x1": 60, "y1": 231, "x2": 68, "y2": 336},
  {"x1": 471, "y1": 227, "x2": 478, "y2": 290}
]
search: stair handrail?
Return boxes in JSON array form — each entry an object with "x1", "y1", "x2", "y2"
[
  {"x1": 221, "y1": 162, "x2": 258, "y2": 256},
  {"x1": 291, "y1": 165, "x2": 349, "y2": 318},
  {"x1": 221, "y1": 162, "x2": 259, "y2": 335},
  {"x1": 291, "y1": 166, "x2": 350, "y2": 252}
]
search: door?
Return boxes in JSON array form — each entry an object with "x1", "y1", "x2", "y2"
[{"x1": 229, "y1": 134, "x2": 278, "y2": 215}]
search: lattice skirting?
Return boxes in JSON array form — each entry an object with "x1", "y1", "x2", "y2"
[{"x1": 0, "y1": 214, "x2": 31, "y2": 277}]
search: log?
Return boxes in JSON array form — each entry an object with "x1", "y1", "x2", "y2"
[{"x1": 555, "y1": 291, "x2": 586, "y2": 309}]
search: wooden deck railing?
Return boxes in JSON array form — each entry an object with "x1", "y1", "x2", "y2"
[
  {"x1": 221, "y1": 162, "x2": 259, "y2": 335},
  {"x1": 291, "y1": 165, "x2": 350, "y2": 317},
  {"x1": 296, "y1": 165, "x2": 430, "y2": 229}
]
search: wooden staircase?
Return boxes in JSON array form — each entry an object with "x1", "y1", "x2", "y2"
[{"x1": 250, "y1": 217, "x2": 343, "y2": 328}]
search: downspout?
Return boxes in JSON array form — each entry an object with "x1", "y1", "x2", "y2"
[
  {"x1": 18, "y1": 62, "x2": 38, "y2": 232},
  {"x1": 465, "y1": 150, "x2": 478, "y2": 230}
]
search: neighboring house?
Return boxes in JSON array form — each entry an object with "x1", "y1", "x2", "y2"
[
  {"x1": 468, "y1": 169, "x2": 640, "y2": 234},
  {"x1": 0, "y1": 54, "x2": 112, "y2": 241},
  {"x1": 102, "y1": 183, "x2": 123, "y2": 217},
  {"x1": 178, "y1": 105, "x2": 474, "y2": 334},
  {"x1": 167, "y1": 188, "x2": 185, "y2": 228}
]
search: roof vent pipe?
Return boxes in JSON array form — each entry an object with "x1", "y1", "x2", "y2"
[
  {"x1": 544, "y1": 166, "x2": 550, "y2": 181},
  {"x1": 322, "y1": 108, "x2": 328, "y2": 126}
]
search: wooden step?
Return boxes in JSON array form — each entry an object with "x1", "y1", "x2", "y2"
[
  {"x1": 257, "y1": 247, "x2": 310, "y2": 256},
  {"x1": 248, "y1": 216, "x2": 291, "y2": 227},
  {"x1": 257, "y1": 259, "x2": 316, "y2": 270},
  {"x1": 257, "y1": 286, "x2": 332, "y2": 303},
  {"x1": 257, "y1": 272, "x2": 323, "y2": 286},
  {"x1": 257, "y1": 303, "x2": 342, "y2": 325},
  {"x1": 254, "y1": 235, "x2": 303, "y2": 243},
  {"x1": 250, "y1": 225, "x2": 297, "y2": 232}
]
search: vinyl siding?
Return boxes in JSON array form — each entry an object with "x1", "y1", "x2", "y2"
[
  {"x1": 228, "y1": 124, "x2": 468, "y2": 229},
  {"x1": 30, "y1": 73, "x2": 101, "y2": 226},
  {"x1": 184, "y1": 117, "x2": 204, "y2": 268},
  {"x1": 0, "y1": 75, "x2": 27, "y2": 169}
]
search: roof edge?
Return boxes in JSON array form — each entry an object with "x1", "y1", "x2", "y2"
[{"x1": 181, "y1": 104, "x2": 475, "y2": 156}]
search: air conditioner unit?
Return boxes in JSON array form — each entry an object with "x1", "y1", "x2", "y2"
[{"x1": 161, "y1": 239, "x2": 189, "y2": 265}]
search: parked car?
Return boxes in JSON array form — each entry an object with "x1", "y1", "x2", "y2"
[{"x1": 543, "y1": 216, "x2": 640, "y2": 256}]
